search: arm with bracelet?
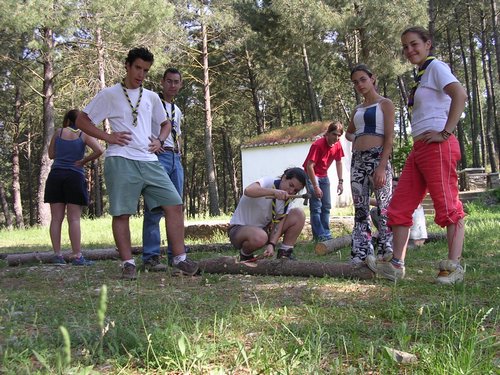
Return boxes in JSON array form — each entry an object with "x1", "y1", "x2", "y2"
[{"x1": 336, "y1": 159, "x2": 343, "y2": 195}]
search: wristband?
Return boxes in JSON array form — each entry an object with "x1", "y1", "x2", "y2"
[
  {"x1": 158, "y1": 138, "x2": 165, "y2": 147},
  {"x1": 338, "y1": 179, "x2": 343, "y2": 183},
  {"x1": 440, "y1": 129, "x2": 451, "y2": 140},
  {"x1": 267, "y1": 242, "x2": 276, "y2": 250}
]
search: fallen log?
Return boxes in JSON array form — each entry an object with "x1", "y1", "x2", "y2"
[
  {"x1": 4, "y1": 243, "x2": 235, "y2": 266},
  {"x1": 198, "y1": 256, "x2": 375, "y2": 279},
  {"x1": 422, "y1": 232, "x2": 447, "y2": 243},
  {"x1": 314, "y1": 235, "x2": 351, "y2": 255},
  {"x1": 314, "y1": 232, "x2": 447, "y2": 256},
  {"x1": 5, "y1": 249, "x2": 122, "y2": 266}
]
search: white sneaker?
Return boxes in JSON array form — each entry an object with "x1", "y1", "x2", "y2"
[{"x1": 436, "y1": 260, "x2": 464, "y2": 285}]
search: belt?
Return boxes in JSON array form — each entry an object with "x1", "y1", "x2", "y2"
[{"x1": 162, "y1": 147, "x2": 179, "y2": 153}]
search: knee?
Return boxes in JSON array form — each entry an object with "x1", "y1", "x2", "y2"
[
  {"x1": 309, "y1": 200, "x2": 322, "y2": 214},
  {"x1": 113, "y1": 215, "x2": 130, "y2": 223},
  {"x1": 248, "y1": 231, "x2": 268, "y2": 248},
  {"x1": 51, "y1": 215, "x2": 64, "y2": 225},
  {"x1": 67, "y1": 217, "x2": 81, "y2": 227},
  {"x1": 434, "y1": 212, "x2": 464, "y2": 228},
  {"x1": 164, "y1": 204, "x2": 183, "y2": 215},
  {"x1": 289, "y1": 208, "x2": 306, "y2": 225}
]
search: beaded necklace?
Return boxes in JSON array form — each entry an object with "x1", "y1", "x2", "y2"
[
  {"x1": 159, "y1": 93, "x2": 178, "y2": 147},
  {"x1": 121, "y1": 81, "x2": 143, "y2": 127},
  {"x1": 169, "y1": 101, "x2": 178, "y2": 146}
]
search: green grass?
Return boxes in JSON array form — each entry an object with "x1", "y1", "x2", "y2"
[
  {"x1": 0, "y1": 207, "x2": 353, "y2": 253},
  {"x1": 0, "y1": 200, "x2": 499, "y2": 374}
]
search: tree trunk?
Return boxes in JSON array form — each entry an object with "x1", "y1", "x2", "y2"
[
  {"x1": 466, "y1": 4, "x2": 482, "y2": 167},
  {"x1": 446, "y1": 27, "x2": 467, "y2": 171},
  {"x1": 314, "y1": 235, "x2": 351, "y2": 255},
  {"x1": 396, "y1": 77, "x2": 409, "y2": 145},
  {"x1": 302, "y1": 44, "x2": 320, "y2": 122},
  {"x1": 427, "y1": 0, "x2": 436, "y2": 37},
  {"x1": 455, "y1": 10, "x2": 472, "y2": 172},
  {"x1": 479, "y1": 12, "x2": 498, "y2": 172},
  {"x1": 27, "y1": 127, "x2": 35, "y2": 226},
  {"x1": 396, "y1": 75, "x2": 410, "y2": 135},
  {"x1": 198, "y1": 256, "x2": 375, "y2": 280},
  {"x1": 222, "y1": 129, "x2": 239, "y2": 211},
  {"x1": 37, "y1": 27, "x2": 55, "y2": 226},
  {"x1": 245, "y1": 46, "x2": 265, "y2": 134},
  {"x1": 12, "y1": 85, "x2": 24, "y2": 229},
  {"x1": 93, "y1": 26, "x2": 108, "y2": 217},
  {"x1": 315, "y1": 233, "x2": 446, "y2": 256},
  {"x1": 0, "y1": 184, "x2": 13, "y2": 229},
  {"x1": 336, "y1": 95, "x2": 351, "y2": 123},
  {"x1": 201, "y1": 20, "x2": 220, "y2": 216},
  {"x1": 187, "y1": 160, "x2": 197, "y2": 218},
  {"x1": 354, "y1": 4, "x2": 369, "y2": 63},
  {"x1": 221, "y1": 142, "x2": 228, "y2": 213},
  {"x1": 490, "y1": 0, "x2": 500, "y2": 82},
  {"x1": 3, "y1": 243, "x2": 235, "y2": 266}
]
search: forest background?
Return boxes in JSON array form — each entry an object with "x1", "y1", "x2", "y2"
[{"x1": 0, "y1": 0, "x2": 499, "y2": 229}]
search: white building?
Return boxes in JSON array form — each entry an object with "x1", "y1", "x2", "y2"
[{"x1": 240, "y1": 121, "x2": 352, "y2": 208}]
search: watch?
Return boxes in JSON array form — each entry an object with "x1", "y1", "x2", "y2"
[{"x1": 158, "y1": 138, "x2": 165, "y2": 147}]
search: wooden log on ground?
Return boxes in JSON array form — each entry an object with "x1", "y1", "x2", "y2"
[
  {"x1": 314, "y1": 232, "x2": 447, "y2": 256},
  {"x1": 314, "y1": 235, "x2": 351, "y2": 255},
  {"x1": 5, "y1": 249, "x2": 123, "y2": 266},
  {"x1": 423, "y1": 232, "x2": 446, "y2": 243},
  {"x1": 198, "y1": 256, "x2": 375, "y2": 279},
  {"x1": 5, "y1": 243, "x2": 235, "y2": 266}
]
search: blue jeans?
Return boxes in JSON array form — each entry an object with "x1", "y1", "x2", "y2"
[
  {"x1": 142, "y1": 151, "x2": 184, "y2": 262},
  {"x1": 306, "y1": 176, "x2": 332, "y2": 240}
]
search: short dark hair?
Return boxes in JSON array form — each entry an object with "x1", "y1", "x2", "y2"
[
  {"x1": 163, "y1": 67, "x2": 182, "y2": 80},
  {"x1": 125, "y1": 47, "x2": 154, "y2": 65},
  {"x1": 282, "y1": 167, "x2": 307, "y2": 187},
  {"x1": 350, "y1": 64, "x2": 373, "y2": 79},
  {"x1": 63, "y1": 109, "x2": 80, "y2": 128},
  {"x1": 327, "y1": 121, "x2": 343, "y2": 135}
]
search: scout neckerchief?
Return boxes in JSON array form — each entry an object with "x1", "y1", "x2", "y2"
[
  {"x1": 159, "y1": 93, "x2": 178, "y2": 148},
  {"x1": 121, "y1": 81, "x2": 143, "y2": 127},
  {"x1": 407, "y1": 55, "x2": 436, "y2": 111},
  {"x1": 67, "y1": 122, "x2": 80, "y2": 133},
  {"x1": 271, "y1": 179, "x2": 291, "y2": 224}
]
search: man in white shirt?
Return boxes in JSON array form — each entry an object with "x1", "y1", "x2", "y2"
[
  {"x1": 76, "y1": 48, "x2": 198, "y2": 280},
  {"x1": 142, "y1": 68, "x2": 187, "y2": 271}
]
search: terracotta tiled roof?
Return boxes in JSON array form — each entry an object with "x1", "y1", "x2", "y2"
[{"x1": 241, "y1": 121, "x2": 330, "y2": 149}]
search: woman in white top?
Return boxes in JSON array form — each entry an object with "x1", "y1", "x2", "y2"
[
  {"x1": 346, "y1": 64, "x2": 395, "y2": 266},
  {"x1": 371, "y1": 26, "x2": 467, "y2": 284}
]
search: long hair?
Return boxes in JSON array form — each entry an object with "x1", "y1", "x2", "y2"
[
  {"x1": 62, "y1": 109, "x2": 80, "y2": 128},
  {"x1": 401, "y1": 26, "x2": 434, "y2": 51}
]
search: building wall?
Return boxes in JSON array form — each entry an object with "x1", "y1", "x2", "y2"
[{"x1": 241, "y1": 136, "x2": 352, "y2": 207}]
